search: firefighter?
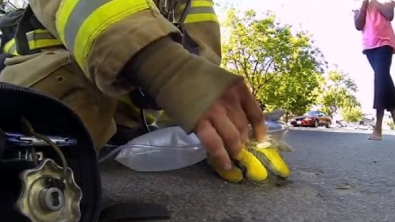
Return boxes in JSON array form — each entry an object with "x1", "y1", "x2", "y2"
[{"x1": 0, "y1": 0, "x2": 290, "y2": 183}]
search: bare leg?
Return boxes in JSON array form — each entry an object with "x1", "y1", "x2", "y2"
[
  {"x1": 369, "y1": 109, "x2": 384, "y2": 140},
  {"x1": 366, "y1": 46, "x2": 394, "y2": 140}
]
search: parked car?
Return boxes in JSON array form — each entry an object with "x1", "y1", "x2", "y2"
[{"x1": 290, "y1": 111, "x2": 332, "y2": 128}]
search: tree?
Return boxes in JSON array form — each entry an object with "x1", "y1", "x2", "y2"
[
  {"x1": 262, "y1": 70, "x2": 324, "y2": 120},
  {"x1": 317, "y1": 70, "x2": 360, "y2": 117},
  {"x1": 221, "y1": 8, "x2": 326, "y2": 120},
  {"x1": 388, "y1": 121, "x2": 395, "y2": 130},
  {"x1": 340, "y1": 106, "x2": 363, "y2": 123}
]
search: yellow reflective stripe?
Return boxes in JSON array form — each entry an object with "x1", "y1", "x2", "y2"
[
  {"x1": 6, "y1": 39, "x2": 64, "y2": 55},
  {"x1": 187, "y1": 7, "x2": 215, "y2": 16},
  {"x1": 3, "y1": 29, "x2": 63, "y2": 55},
  {"x1": 3, "y1": 39, "x2": 16, "y2": 54},
  {"x1": 177, "y1": 0, "x2": 214, "y2": 9},
  {"x1": 184, "y1": 13, "x2": 218, "y2": 23},
  {"x1": 190, "y1": 0, "x2": 214, "y2": 8},
  {"x1": 177, "y1": 0, "x2": 218, "y2": 23},
  {"x1": 56, "y1": 0, "x2": 153, "y2": 74}
]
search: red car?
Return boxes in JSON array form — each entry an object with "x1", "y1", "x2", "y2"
[{"x1": 290, "y1": 111, "x2": 332, "y2": 128}]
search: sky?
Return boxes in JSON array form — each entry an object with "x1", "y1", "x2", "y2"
[{"x1": 215, "y1": 0, "x2": 382, "y2": 114}]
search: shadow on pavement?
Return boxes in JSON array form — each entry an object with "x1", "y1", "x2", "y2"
[{"x1": 99, "y1": 130, "x2": 395, "y2": 222}]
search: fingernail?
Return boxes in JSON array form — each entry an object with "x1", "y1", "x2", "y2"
[{"x1": 224, "y1": 162, "x2": 232, "y2": 170}]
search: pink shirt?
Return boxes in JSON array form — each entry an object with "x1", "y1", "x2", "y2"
[{"x1": 362, "y1": 3, "x2": 395, "y2": 52}]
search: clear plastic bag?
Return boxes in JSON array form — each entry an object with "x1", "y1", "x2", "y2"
[
  {"x1": 114, "y1": 126, "x2": 206, "y2": 172},
  {"x1": 114, "y1": 110, "x2": 290, "y2": 172}
]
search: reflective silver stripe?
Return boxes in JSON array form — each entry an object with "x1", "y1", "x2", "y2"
[
  {"x1": 6, "y1": 32, "x2": 57, "y2": 54},
  {"x1": 62, "y1": 0, "x2": 109, "y2": 53},
  {"x1": 187, "y1": 7, "x2": 215, "y2": 14}
]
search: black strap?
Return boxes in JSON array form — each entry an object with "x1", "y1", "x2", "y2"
[
  {"x1": 173, "y1": 23, "x2": 199, "y2": 55},
  {"x1": 99, "y1": 203, "x2": 170, "y2": 222},
  {"x1": 15, "y1": 5, "x2": 38, "y2": 55}
]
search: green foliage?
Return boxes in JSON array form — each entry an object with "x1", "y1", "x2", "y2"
[
  {"x1": 317, "y1": 70, "x2": 360, "y2": 117},
  {"x1": 340, "y1": 106, "x2": 363, "y2": 123},
  {"x1": 221, "y1": 8, "x2": 326, "y2": 119},
  {"x1": 388, "y1": 121, "x2": 395, "y2": 130}
]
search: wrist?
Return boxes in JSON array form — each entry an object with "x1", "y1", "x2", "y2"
[{"x1": 126, "y1": 37, "x2": 242, "y2": 132}]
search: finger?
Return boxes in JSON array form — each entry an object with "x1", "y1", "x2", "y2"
[
  {"x1": 222, "y1": 89, "x2": 249, "y2": 145},
  {"x1": 227, "y1": 103, "x2": 249, "y2": 149},
  {"x1": 195, "y1": 119, "x2": 232, "y2": 170},
  {"x1": 240, "y1": 125, "x2": 249, "y2": 146},
  {"x1": 239, "y1": 87, "x2": 266, "y2": 142},
  {"x1": 211, "y1": 112, "x2": 242, "y2": 159}
]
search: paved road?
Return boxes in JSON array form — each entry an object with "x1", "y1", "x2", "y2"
[{"x1": 99, "y1": 128, "x2": 395, "y2": 222}]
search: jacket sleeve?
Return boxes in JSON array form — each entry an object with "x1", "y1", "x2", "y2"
[
  {"x1": 174, "y1": 0, "x2": 222, "y2": 65},
  {"x1": 28, "y1": 0, "x2": 181, "y2": 95},
  {"x1": 28, "y1": 0, "x2": 242, "y2": 132}
]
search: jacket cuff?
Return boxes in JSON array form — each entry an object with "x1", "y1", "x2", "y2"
[{"x1": 128, "y1": 37, "x2": 243, "y2": 132}]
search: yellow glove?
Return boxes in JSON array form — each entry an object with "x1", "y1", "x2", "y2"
[{"x1": 207, "y1": 137, "x2": 293, "y2": 183}]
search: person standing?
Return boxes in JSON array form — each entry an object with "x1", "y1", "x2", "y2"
[{"x1": 354, "y1": 0, "x2": 395, "y2": 140}]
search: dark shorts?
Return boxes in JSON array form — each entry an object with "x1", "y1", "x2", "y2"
[{"x1": 364, "y1": 45, "x2": 395, "y2": 111}]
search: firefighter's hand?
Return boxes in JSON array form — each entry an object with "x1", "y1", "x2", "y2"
[
  {"x1": 194, "y1": 81, "x2": 266, "y2": 171},
  {"x1": 207, "y1": 140, "x2": 291, "y2": 183}
]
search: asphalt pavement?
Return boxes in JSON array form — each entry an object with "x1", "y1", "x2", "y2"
[{"x1": 99, "y1": 128, "x2": 395, "y2": 222}]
